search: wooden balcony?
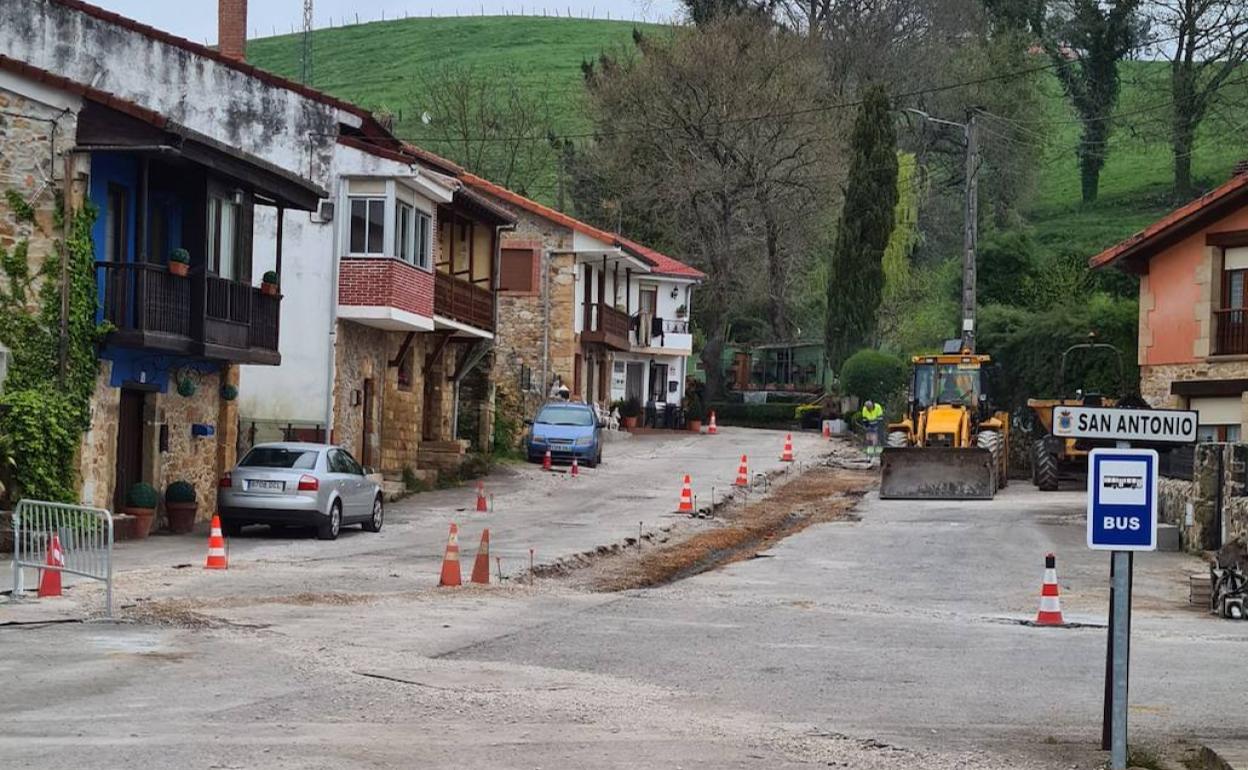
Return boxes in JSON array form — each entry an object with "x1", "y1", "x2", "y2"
[
  {"x1": 435, "y1": 271, "x2": 494, "y2": 332},
  {"x1": 582, "y1": 302, "x2": 631, "y2": 351},
  {"x1": 97, "y1": 261, "x2": 280, "y2": 365},
  {"x1": 1214, "y1": 308, "x2": 1248, "y2": 356}
]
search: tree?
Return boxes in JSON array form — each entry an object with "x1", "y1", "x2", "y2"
[
  {"x1": 407, "y1": 63, "x2": 558, "y2": 195},
  {"x1": 578, "y1": 19, "x2": 838, "y2": 397},
  {"x1": 1039, "y1": 0, "x2": 1145, "y2": 203},
  {"x1": 1143, "y1": 0, "x2": 1248, "y2": 196},
  {"x1": 825, "y1": 86, "x2": 899, "y2": 371}
]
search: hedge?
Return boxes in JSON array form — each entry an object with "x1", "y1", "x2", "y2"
[{"x1": 707, "y1": 402, "x2": 797, "y2": 429}]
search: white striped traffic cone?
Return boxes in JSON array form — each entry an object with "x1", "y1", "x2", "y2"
[
  {"x1": 734, "y1": 455, "x2": 749, "y2": 487},
  {"x1": 1035, "y1": 553, "x2": 1065, "y2": 626},
  {"x1": 677, "y1": 474, "x2": 694, "y2": 513}
]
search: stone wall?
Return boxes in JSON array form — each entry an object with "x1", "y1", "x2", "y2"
[
  {"x1": 1158, "y1": 443, "x2": 1248, "y2": 552},
  {"x1": 1141, "y1": 360, "x2": 1248, "y2": 420},
  {"x1": 79, "y1": 361, "x2": 120, "y2": 510},
  {"x1": 380, "y1": 332, "x2": 426, "y2": 474},
  {"x1": 159, "y1": 369, "x2": 226, "y2": 523},
  {"x1": 333, "y1": 320, "x2": 389, "y2": 465}
]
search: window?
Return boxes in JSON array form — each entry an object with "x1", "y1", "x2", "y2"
[
  {"x1": 207, "y1": 194, "x2": 241, "y2": 279},
  {"x1": 349, "y1": 197, "x2": 386, "y2": 255},
  {"x1": 105, "y1": 183, "x2": 128, "y2": 263},
  {"x1": 396, "y1": 201, "x2": 415, "y2": 264},
  {"x1": 329, "y1": 449, "x2": 364, "y2": 475},
  {"x1": 239, "y1": 447, "x2": 318, "y2": 469},
  {"x1": 416, "y1": 209, "x2": 431, "y2": 269},
  {"x1": 499, "y1": 248, "x2": 537, "y2": 292},
  {"x1": 1198, "y1": 425, "x2": 1242, "y2": 443}
]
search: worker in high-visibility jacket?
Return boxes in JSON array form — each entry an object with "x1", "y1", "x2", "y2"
[{"x1": 860, "y1": 400, "x2": 884, "y2": 452}]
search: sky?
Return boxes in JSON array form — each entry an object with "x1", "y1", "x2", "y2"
[{"x1": 93, "y1": 0, "x2": 683, "y2": 45}]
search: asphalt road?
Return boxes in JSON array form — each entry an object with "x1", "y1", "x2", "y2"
[{"x1": 2, "y1": 446, "x2": 1240, "y2": 769}]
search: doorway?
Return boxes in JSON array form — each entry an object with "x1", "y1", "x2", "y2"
[
  {"x1": 626, "y1": 362, "x2": 645, "y2": 403},
  {"x1": 114, "y1": 389, "x2": 146, "y2": 512},
  {"x1": 648, "y1": 363, "x2": 669, "y2": 403},
  {"x1": 362, "y1": 377, "x2": 375, "y2": 468}
]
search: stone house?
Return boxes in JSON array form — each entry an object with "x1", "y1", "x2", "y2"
[
  {"x1": 460, "y1": 174, "x2": 704, "y2": 427},
  {"x1": 1090, "y1": 164, "x2": 1248, "y2": 441},
  {"x1": 0, "y1": 0, "x2": 431, "y2": 520}
]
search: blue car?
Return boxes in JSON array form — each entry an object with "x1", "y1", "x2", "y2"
[{"x1": 526, "y1": 401, "x2": 604, "y2": 467}]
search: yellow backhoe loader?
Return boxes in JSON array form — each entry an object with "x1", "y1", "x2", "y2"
[{"x1": 879, "y1": 346, "x2": 1010, "y2": 499}]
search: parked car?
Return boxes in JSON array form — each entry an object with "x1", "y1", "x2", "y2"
[
  {"x1": 525, "y1": 401, "x2": 604, "y2": 467},
  {"x1": 218, "y1": 442, "x2": 382, "y2": 540}
]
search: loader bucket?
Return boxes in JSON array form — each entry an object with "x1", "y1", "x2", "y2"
[{"x1": 879, "y1": 447, "x2": 996, "y2": 500}]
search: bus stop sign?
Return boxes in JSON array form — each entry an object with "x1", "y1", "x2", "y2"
[{"x1": 1087, "y1": 447, "x2": 1159, "y2": 552}]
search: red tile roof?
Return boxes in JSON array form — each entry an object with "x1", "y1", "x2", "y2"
[
  {"x1": 459, "y1": 172, "x2": 704, "y2": 280},
  {"x1": 1089, "y1": 172, "x2": 1248, "y2": 270}
]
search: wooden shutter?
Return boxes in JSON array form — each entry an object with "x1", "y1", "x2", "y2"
[{"x1": 499, "y1": 247, "x2": 537, "y2": 292}]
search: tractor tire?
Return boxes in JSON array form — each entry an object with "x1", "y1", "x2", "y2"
[
  {"x1": 886, "y1": 431, "x2": 909, "y2": 448},
  {"x1": 976, "y1": 431, "x2": 1003, "y2": 494},
  {"x1": 1033, "y1": 439, "x2": 1059, "y2": 491}
]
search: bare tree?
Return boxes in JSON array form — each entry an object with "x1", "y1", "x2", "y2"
[
  {"x1": 1143, "y1": 0, "x2": 1248, "y2": 196},
  {"x1": 408, "y1": 63, "x2": 558, "y2": 194},
  {"x1": 580, "y1": 19, "x2": 840, "y2": 396}
]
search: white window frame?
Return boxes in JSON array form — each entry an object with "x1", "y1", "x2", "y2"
[
  {"x1": 415, "y1": 208, "x2": 432, "y2": 270},
  {"x1": 396, "y1": 201, "x2": 416, "y2": 265},
  {"x1": 347, "y1": 195, "x2": 387, "y2": 256}
]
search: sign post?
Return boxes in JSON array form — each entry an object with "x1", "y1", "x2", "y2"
[{"x1": 1086, "y1": 447, "x2": 1159, "y2": 770}]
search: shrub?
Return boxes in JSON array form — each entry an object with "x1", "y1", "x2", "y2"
[
  {"x1": 169, "y1": 248, "x2": 190, "y2": 265},
  {"x1": 262, "y1": 270, "x2": 279, "y2": 285},
  {"x1": 840, "y1": 349, "x2": 907, "y2": 404},
  {"x1": 126, "y1": 482, "x2": 158, "y2": 509},
  {"x1": 708, "y1": 402, "x2": 796, "y2": 428},
  {"x1": 165, "y1": 480, "x2": 197, "y2": 504},
  {"x1": 492, "y1": 410, "x2": 522, "y2": 455},
  {"x1": 619, "y1": 397, "x2": 642, "y2": 418},
  {"x1": 220, "y1": 383, "x2": 238, "y2": 401}
]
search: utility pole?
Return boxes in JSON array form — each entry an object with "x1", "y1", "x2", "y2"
[
  {"x1": 301, "y1": 0, "x2": 314, "y2": 85},
  {"x1": 961, "y1": 110, "x2": 979, "y2": 353},
  {"x1": 904, "y1": 108, "x2": 981, "y2": 352}
]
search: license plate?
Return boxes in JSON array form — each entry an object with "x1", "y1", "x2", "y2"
[{"x1": 248, "y1": 479, "x2": 284, "y2": 491}]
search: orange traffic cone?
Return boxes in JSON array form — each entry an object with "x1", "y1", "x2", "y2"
[
  {"x1": 439, "y1": 523, "x2": 463, "y2": 587},
  {"x1": 571, "y1": 457, "x2": 579, "y2": 477},
  {"x1": 677, "y1": 474, "x2": 694, "y2": 513},
  {"x1": 1035, "y1": 553, "x2": 1065, "y2": 626},
  {"x1": 37, "y1": 533, "x2": 65, "y2": 597},
  {"x1": 781, "y1": 434, "x2": 795, "y2": 462},
  {"x1": 475, "y1": 480, "x2": 488, "y2": 512},
  {"x1": 205, "y1": 515, "x2": 228, "y2": 570},
  {"x1": 734, "y1": 455, "x2": 750, "y2": 487},
  {"x1": 542, "y1": 449, "x2": 552, "y2": 471},
  {"x1": 707, "y1": 411, "x2": 718, "y2": 435},
  {"x1": 822, "y1": 420, "x2": 831, "y2": 440},
  {"x1": 470, "y1": 529, "x2": 491, "y2": 585}
]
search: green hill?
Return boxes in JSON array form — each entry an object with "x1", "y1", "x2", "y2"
[{"x1": 249, "y1": 17, "x2": 1248, "y2": 259}]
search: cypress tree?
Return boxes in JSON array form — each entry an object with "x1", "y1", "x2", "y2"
[{"x1": 825, "y1": 85, "x2": 898, "y2": 371}]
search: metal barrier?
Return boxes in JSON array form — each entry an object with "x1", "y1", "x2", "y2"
[{"x1": 11, "y1": 500, "x2": 113, "y2": 618}]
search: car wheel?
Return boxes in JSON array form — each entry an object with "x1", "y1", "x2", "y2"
[
  {"x1": 317, "y1": 501, "x2": 342, "y2": 541},
  {"x1": 221, "y1": 519, "x2": 243, "y2": 537},
  {"x1": 362, "y1": 496, "x2": 384, "y2": 533}
]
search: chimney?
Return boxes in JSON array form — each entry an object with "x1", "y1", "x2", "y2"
[
  {"x1": 1234, "y1": 159, "x2": 1248, "y2": 178},
  {"x1": 218, "y1": 0, "x2": 247, "y2": 62}
]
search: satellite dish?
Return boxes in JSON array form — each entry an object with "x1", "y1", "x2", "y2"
[{"x1": 420, "y1": 111, "x2": 432, "y2": 125}]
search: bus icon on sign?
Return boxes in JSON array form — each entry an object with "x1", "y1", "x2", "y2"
[{"x1": 1087, "y1": 448, "x2": 1158, "y2": 552}]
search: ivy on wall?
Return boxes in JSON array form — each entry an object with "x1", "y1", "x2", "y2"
[{"x1": 0, "y1": 194, "x2": 104, "y2": 504}]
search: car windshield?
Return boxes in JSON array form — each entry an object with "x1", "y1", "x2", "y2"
[
  {"x1": 240, "y1": 447, "x2": 318, "y2": 470},
  {"x1": 536, "y1": 405, "x2": 595, "y2": 427}
]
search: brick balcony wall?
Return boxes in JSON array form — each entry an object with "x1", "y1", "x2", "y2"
[{"x1": 339, "y1": 257, "x2": 434, "y2": 318}]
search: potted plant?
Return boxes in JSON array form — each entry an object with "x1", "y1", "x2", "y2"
[
  {"x1": 177, "y1": 375, "x2": 196, "y2": 398},
  {"x1": 674, "y1": 304, "x2": 688, "y2": 319},
  {"x1": 685, "y1": 392, "x2": 705, "y2": 433},
  {"x1": 619, "y1": 397, "x2": 642, "y2": 430},
  {"x1": 125, "y1": 482, "x2": 158, "y2": 539},
  {"x1": 220, "y1": 383, "x2": 239, "y2": 402},
  {"x1": 261, "y1": 270, "x2": 280, "y2": 296},
  {"x1": 164, "y1": 480, "x2": 198, "y2": 534},
  {"x1": 168, "y1": 248, "x2": 190, "y2": 277}
]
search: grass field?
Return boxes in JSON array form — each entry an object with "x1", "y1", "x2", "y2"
[{"x1": 249, "y1": 17, "x2": 1248, "y2": 258}]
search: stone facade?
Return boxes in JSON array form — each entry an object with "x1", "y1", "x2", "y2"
[
  {"x1": 490, "y1": 213, "x2": 580, "y2": 434},
  {"x1": 1142, "y1": 360, "x2": 1248, "y2": 426},
  {"x1": 78, "y1": 361, "x2": 120, "y2": 511},
  {"x1": 333, "y1": 321, "x2": 389, "y2": 466},
  {"x1": 1158, "y1": 443, "x2": 1248, "y2": 552}
]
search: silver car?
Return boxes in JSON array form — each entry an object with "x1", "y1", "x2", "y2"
[{"x1": 218, "y1": 442, "x2": 383, "y2": 540}]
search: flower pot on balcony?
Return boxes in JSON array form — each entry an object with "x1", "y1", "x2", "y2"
[
  {"x1": 261, "y1": 282, "x2": 279, "y2": 296},
  {"x1": 168, "y1": 261, "x2": 190, "y2": 277},
  {"x1": 261, "y1": 270, "x2": 280, "y2": 296}
]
